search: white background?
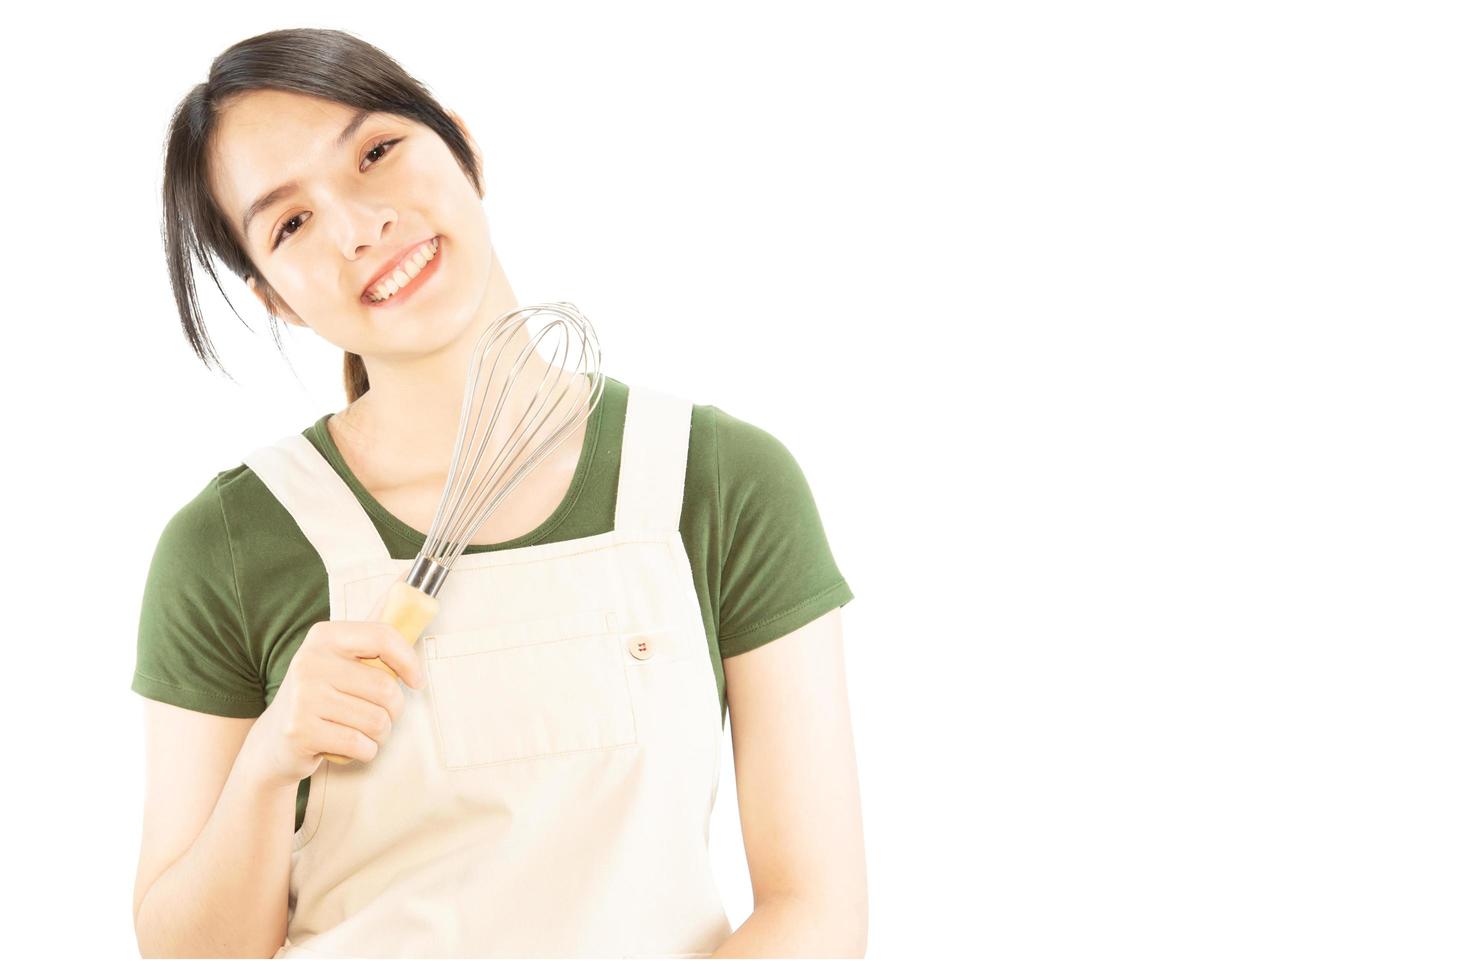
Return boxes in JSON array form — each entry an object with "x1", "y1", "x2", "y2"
[{"x1": 2, "y1": 0, "x2": 1464, "y2": 975}]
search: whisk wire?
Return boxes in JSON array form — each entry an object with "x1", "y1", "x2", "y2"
[
  {"x1": 437, "y1": 319, "x2": 573, "y2": 559},
  {"x1": 414, "y1": 303, "x2": 605, "y2": 584}
]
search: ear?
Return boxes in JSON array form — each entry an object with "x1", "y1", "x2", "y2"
[
  {"x1": 245, "y1": 274, "x2": 306, "y2": 328},
  {"x1": 446, "y1": 109, "x2": 485, "y2": 195}
]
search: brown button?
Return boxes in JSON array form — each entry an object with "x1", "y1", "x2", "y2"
[{"x1": 627, "y1": 634, "x2": 654, "y2": 660}]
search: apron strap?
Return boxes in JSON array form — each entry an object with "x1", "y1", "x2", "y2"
[
  {"x1": 614, "y1": 385, "x2": 693, "y2": 534},
  {"x1": 243, "y1": 433, "x2": 392, "y2": 576}
]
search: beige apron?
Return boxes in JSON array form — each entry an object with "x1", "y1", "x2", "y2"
[{"x1": 241, "y1": 384, "x2": 731, "y2": 958}]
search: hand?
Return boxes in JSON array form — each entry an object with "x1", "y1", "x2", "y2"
[{"x1": 240, "y1": 572, "x2": 427, "y2": 788}]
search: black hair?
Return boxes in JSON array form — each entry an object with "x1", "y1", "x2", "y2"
[{"x1": 161, "y1": 27, "x2": 483, "y2": 401}]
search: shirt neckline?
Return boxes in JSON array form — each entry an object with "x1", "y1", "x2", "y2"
[{"x1": 308, "y1": 377, "x2": 609, "y2": 554}]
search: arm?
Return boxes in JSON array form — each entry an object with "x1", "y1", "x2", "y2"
[
  {"x1": 132, "y1": 698, "x2": 294, "y2": 958},
  {"x1": 710, "y1": 608, "x2": 868, "y2": 957}
]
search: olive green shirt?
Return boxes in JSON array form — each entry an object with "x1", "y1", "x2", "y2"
[{"x1": 132, "y1": 375, "x2": 854, "y2": 833}]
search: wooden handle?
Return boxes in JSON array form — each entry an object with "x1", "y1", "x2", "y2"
[{"x1": 322, "y1": 581, "x2": 440, "y2": 765}]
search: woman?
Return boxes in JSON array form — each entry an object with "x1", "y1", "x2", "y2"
[{"x1": 130, "y1": 27, "x2": 865, "y2": 958}]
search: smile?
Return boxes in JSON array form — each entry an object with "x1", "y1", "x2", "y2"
[{"x1": 363, "y1": 236, "x2": 442, "y2": 304}]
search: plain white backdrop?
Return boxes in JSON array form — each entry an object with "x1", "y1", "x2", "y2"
[{"x1": 2, "y1": 1, "x2": 1465, "y2": 976}]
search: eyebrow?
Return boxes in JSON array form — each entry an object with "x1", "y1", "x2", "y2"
[{"x1": 240, "y1": 108, "x2": 377, "y2": 240}]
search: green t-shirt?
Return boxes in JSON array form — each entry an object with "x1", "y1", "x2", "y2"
[{"x1": 132, "y1": 374, "x2": 853, "y2": 833}]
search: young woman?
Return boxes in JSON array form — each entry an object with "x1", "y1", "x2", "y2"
[{"x1": 130, "y1": 27, "x2": 864, "y2": 958}]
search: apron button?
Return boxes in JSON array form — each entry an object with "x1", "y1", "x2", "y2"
[{"x1": 627, "y1": 634, "x2": 654, "y2": 660}]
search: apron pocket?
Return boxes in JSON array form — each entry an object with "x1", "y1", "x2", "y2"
[{"x1": 422, "y1": 608, "x2": 637, "y2": 769}]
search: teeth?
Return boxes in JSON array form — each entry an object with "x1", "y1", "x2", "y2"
[{"x1": 366, "y1": 237, "x2": 440, "y2": 302}]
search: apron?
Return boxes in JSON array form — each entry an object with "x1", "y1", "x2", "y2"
[{"x1": 241, "y1": 383, "x2": 732, "y2": 958}]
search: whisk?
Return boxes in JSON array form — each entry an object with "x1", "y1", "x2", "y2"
[{"x1": 322, "y1": 301, "x2": 605, "y2": 764}]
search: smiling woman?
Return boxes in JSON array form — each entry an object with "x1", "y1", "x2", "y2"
[
  {"x1": 160, "y1": 31, "x2": 488, "y2": 403},
  {"x1": 134, "y1": 26, "x2": 862, "y2": 962}
]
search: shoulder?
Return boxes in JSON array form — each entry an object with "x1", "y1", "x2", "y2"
[
  {"x1": 135, "y1": 467, "x2": 264, "y2": 716},
  {"x1": 709, "y1": 403, "x2": 801, "y2": 471},
  {"x1": 152, "y1": 468, "x2": 239, "y2": 557},
  {"x1": 151, "y1": 461, "x2": 281, "y2": 554},
  {"x1": 698, "y1": 402, "x2": 819, "y2": 524},
  {"x1": 621, "y1": 382, "x2": 821, "y2": 513},
  {"x1": 139, "y1": 456, "x2": 303, "y2": 647},
  {"x1": 617, "y1": 383, "x2": 853, "y2": 660},
  {"x1": 693, "y1": 399, "x2": 853, "y2": 652}
]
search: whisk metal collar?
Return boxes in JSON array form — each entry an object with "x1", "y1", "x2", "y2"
[{"x1": 406, "y1": 556, "x2": 451, "y2": 599}]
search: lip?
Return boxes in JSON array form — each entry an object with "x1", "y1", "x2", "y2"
[{"x1": 359, "y1": 236, "x2": 442, "y2": 306}]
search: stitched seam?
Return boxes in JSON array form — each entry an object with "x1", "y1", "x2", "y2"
[
  {"x1": 133, "y1": 672, "x2": 264, "y2": 704},
  {"x1": 713, "y1": 407, "x2": 725, "y2": 638},
  {"x1": 334, "y1": 531, "x2": 670, "y2": 581},
  {"x1": 718, "y1": 579, "x2": 849, "y2": 641},
  {"x1": 214, "y1": 478, "x2": 261, "y2": 692},
  {"x1": 426, "y1": 608, "x2": 621, "y2": 657}
]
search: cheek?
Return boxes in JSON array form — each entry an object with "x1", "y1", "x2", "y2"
[{"x1": 267, "y1": 271, "x2": 315, "y2": 313}]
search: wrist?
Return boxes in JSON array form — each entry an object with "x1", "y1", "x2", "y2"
[{"x1": 232, "y1": 728, "x2": 294, "y2": 796}]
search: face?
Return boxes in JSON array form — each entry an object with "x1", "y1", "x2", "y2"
[{"x1": 207, "y1": 89, "x2": 493, "y2": 359}]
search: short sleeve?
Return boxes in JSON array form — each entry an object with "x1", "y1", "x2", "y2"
[
  {"x1": 131, "y1": 476, "x2": 266, "y2": 717},
  {"x1": 712, "y1": 407, "x2": 854, "y2": 657}
]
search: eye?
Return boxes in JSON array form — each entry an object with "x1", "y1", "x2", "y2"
[{"x1": 271, "y1": 138, "x2": 404, "y2": 248}]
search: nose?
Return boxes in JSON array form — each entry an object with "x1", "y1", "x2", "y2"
[{"x1": 343, "y1": 206, "x2": 397, "y2": 261}]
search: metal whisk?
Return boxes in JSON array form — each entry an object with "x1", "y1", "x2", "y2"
[
  {"x1": 411, "y1": 301, "x2": 605, "y2": 596},
  {"x1": 322, "y1": 301, "x2": 604, "y2": 765}
]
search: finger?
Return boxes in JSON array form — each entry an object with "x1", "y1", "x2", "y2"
[
  {"x1": 368, "y1": 622, "x2": 426, "y2": 690},
  {"x1": 313, "y1": 715, "x2": 381, "y2": 763},
  {"x1": 322, "y1": 618, "x2": 421, "y2": 682},
  {"x1": 367, "y1": 570, "x2": 428, "y2": 689},
  {"x1": 319, "y1": 685, "x2": 400, "y2": 737},
  {"x1": 330, "y1": 658, "x2": 410, "y2": 718}
]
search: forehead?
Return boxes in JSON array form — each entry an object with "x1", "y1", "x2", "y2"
[{"x1": 207, "y1": 91, "x2": 378, "y2": 219}]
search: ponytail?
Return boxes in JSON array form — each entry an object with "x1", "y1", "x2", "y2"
[{"x1": 344, "y1": 351, "x2": 370, "y2": 403}]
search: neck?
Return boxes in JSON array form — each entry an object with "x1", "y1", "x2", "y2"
[{"x1": 334, "y1": 250, "x2": 542, "y2": 482}]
